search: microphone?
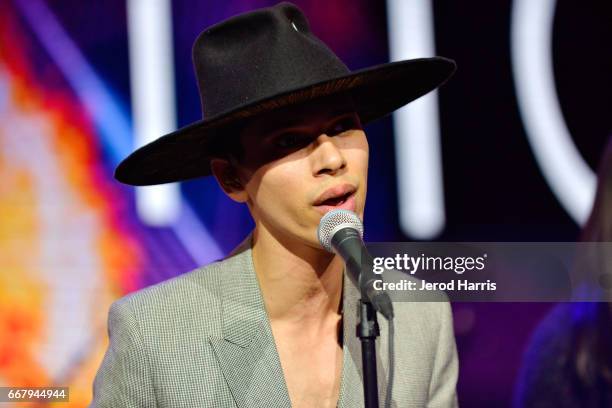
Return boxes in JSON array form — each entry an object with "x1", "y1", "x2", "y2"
[{"x1": 318, "y1": 209, "x2": 394, "y2": 320}]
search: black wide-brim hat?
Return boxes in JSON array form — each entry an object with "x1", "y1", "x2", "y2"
[{"x1": 116, "y1": 2, "x2": 456, "y2": 186}]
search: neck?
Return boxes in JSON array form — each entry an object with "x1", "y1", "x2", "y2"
[{"x1": 251, "y1": 224, "x2": 344, "y2": 326}]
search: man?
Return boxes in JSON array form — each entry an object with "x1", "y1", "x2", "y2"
[{"x1": 91, "y1": 2, "x2": 458, "y2": 407}]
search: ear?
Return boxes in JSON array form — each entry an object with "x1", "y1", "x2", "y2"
[{"x1": 210, "y1": 158, "x2": 249, "y2": 203}]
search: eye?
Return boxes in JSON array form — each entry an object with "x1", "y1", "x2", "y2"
[
  {"x1": 329, "y1": 116, "x2": 360, "y2": 136},
  {"x1": 274, "y1": 132, "x2": 312, "y2": 149}
]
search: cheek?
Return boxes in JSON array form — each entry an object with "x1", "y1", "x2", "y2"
[
  {"x1": 246, "y1": 162, "x2": 307, "y2": 219},
  {"x1": 344, "y1": 132, "x2": 369, "y2": 173},
  {"x1": 360, "y1": 139, "x2": 369, "y2": 170},
  {"x1": 343, "y1": 133, "x2": 369, "y2": 206}
]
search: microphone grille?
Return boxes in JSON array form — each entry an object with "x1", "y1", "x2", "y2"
[{"x1": 317, "y1": 209, "x2": 364, "y2": 252}]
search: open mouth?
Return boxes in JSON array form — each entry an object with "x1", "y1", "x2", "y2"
[
  {"x1": 318, "y1": 191, "x2": 353, "y2": 207},
  {"x1": 313, "y1": 184, "x2": 357, "y2": 214}
]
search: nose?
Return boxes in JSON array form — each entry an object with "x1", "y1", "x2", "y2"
[{"x1": 312, "y1": 134, "x2": 346, "y2": 176}]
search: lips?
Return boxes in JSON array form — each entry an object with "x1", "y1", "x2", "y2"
[{"x1": 313, "y1": 183, "x2": 357, "y2": 214}]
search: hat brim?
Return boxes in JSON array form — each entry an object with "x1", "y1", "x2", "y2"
[{"x1": 115, "y1": 57, "x2": 456, "y2": 186}]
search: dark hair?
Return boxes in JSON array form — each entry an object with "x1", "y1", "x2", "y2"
[
  {"x1": 206, "y1": 122, "x2": 246, "y2": 163},
  {"x1": 569, "y1": 136, "x2": 612, "y2": 397}
]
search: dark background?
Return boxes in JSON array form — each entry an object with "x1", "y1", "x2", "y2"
[{"x1": 3, "y1": 0, "x2": 611, "y2": 406}]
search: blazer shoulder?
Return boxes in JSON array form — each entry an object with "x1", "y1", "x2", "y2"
[{"x1": 110, "y1": 252, "x2": 245, "y2": 338}]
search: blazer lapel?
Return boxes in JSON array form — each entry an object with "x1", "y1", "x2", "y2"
[
  {"x1": 209, "y1": 238, "x2": 389, "y2": 408},
  {"x1": 209, "y1": 245, "x2": 292, "y2": 408}
]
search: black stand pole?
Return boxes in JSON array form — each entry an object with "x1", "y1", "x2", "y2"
[{"x1": 357, "y1": 299, "x2": 380, "y2": 408}]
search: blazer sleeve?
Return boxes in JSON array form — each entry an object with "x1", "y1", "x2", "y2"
[
  {"x1": 427, "y1": 301, "x2": 459, "y2": 408},
  {"x1": 90, "y1": 300, "x2": 157, "y2": 407}
]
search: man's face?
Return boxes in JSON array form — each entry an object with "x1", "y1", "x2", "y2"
[{"x1": 220, "y1": 97, "x2": 369, "y2": 250}]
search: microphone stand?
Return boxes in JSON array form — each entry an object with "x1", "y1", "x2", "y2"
[
  {"x1": 356, "y1": 251, "x2": 384, "y2": 408},
  {"x1": 326, "y1": 225, "x2": 393, "y2": 407},
  {"x1": 357, "y1": 297, "x2": 380, "y2": 408}
]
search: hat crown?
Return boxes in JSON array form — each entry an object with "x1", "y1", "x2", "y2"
[
  {"x1": 192, "y1": 2, "x2": 349, "y2": 120},
  {"x1": 115, "y1": 2, "x2": 456, "y2": 186}
]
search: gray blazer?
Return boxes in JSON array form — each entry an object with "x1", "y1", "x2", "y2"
[{"x1": 91, "y1": 240, "x2": 458, "y2": 407}]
